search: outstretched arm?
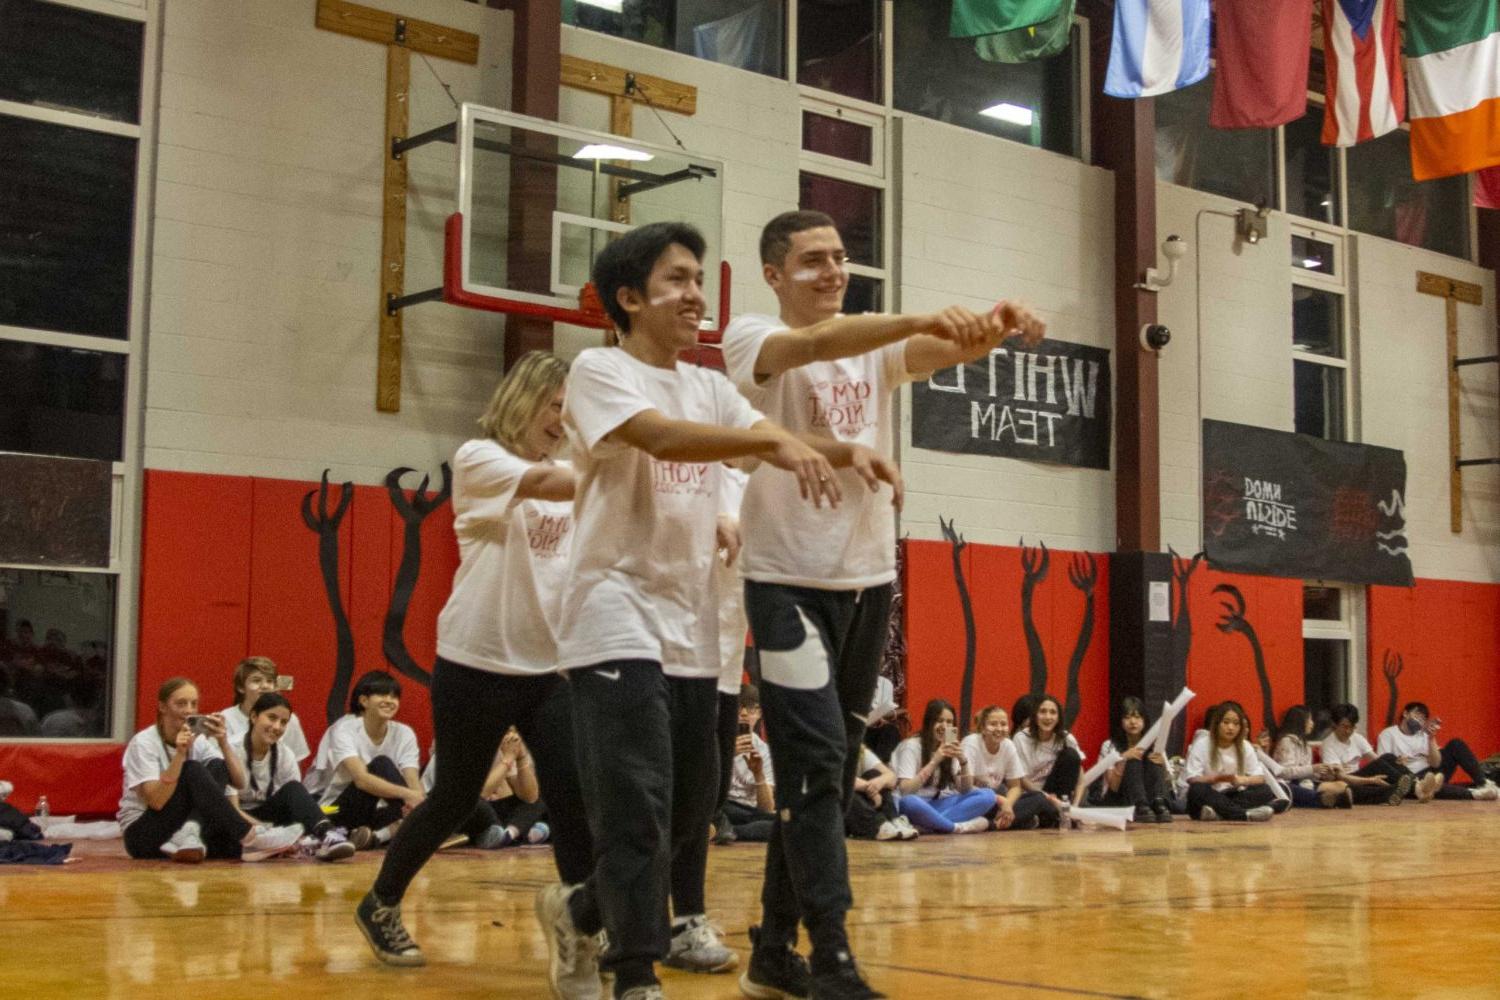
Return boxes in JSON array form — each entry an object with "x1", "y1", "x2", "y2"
[
  {"x1": 905, "y1": 300, "x2": 1047, "y2": 375},
  {"x1": 751, "y1": 309, "x2": 996, "y2": 380}
]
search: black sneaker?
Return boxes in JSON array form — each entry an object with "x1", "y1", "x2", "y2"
[
  {"x1": 1132, "y1": 803, "x2": 1155, "y2": 824},
  {"x1": 809, "y1": 955, "x2": 885, "y2": 1000},
  {"x1": 355, "y1": 890, "x2": 425, "y2": 966},
  {"x1": 740, "y1": 925, "x2": 811, "y2": 999},
  {"x1": 1152, "y1": 799, "x2": 1173, "y2": 823}
]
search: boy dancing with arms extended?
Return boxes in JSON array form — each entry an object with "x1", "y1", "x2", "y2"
[{"x1": 724, "y1": 210, "x2": 1045, "y2": 1000}]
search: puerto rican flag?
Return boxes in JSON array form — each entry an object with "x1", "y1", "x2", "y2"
[{"x1": 1321, "y1": 0, "x2": 1405, "y2": 146}]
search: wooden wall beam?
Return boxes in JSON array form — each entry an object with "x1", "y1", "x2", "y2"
[
  {"x1": 317, "y1": 0, "x2": 478, "y2": 63},
  {"x1": 376, "y1": 44, "x2": 410, "y2": 413},
  {"x1": 561, "y1": 54, "x2": 697, "y2": 115}
]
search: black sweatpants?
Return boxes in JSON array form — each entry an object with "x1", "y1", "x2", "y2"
[
  {"x1": 745, "y1": 580, "x2": 893, "y2": 967},
  {"x1": 998, "y1": 789, "x2": 1058, "y2": 829},
  {"x1": 1350, "y1": 753, "x2": 1413, "y2": 804},
  {"x1": 724, "y1": 799, "x2": 776, "y2": 842},
  {"x1": 330, "y1": 756, "x2": 409, "y2": 833},
  {"x1": 1041, "y1": 746, "x2": 1083, "y2": 799},
  {"x1": 1433, "y1": 738, "x2": 1488, "y2": 799},
  {"x1": 372, "y1": 658, "x2": 595, "y2": 907},
  {"x1": 246, "y1": 780, "x2": 329, "y2": 835},
  {"x1": 1187, "y1": 782, "x2": 1278, "y2": 820},
  {"x1": 843, "y1": 772, "x2": 899, "y2": 839},
  {"x1": 668, "y1": 675, "x2": 720, "y2": 920},
  {"x1": 492, "y1": 795, "x2": 547, "y2": 838},
  {"x1": 123, "y1": 759, "x2": 251, "y2": 859},
  {"x1": 714, "y1": 689, "x2": 739, "y2": 818},
  {"x1": 1097, "y1": 759, "x2": 1170, "y2": 809}
]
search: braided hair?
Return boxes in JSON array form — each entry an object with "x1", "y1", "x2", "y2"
[{"x1": 244, "y1": 692, "x2": 292, "y2": 799}]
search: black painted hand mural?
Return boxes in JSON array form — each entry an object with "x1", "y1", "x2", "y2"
[
  {"x1": 382, "y1": 464, "x2": 454, "y2": 687},
  {"x1": 1019, "y1": 539, "x2": 1050, "y2": 695},
  {"x1": 1213, "y1": 583, "x2": 1276, "y2": 735},
  {"x1": 1382, "y1": 649, "x2": 1404, "y2": 728},
  {"x1": 1169, "y1": 548, "x2": 1204, "y2": 680},
  {"x1": 1062, "y1": 553, "x2": 1097, "y2": 729},
  {"x1": 941, "y1": 518, "x2": 977, "y2": 735},
  {"x1": 301, "y1": 471, "x2": 355, "y2": 725}
]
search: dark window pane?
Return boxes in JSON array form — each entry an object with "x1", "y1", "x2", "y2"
[
  {"x1": 1303, "y1": 638, "x2": 1349, "y2": 718},
  {"x1": 1303, "y1": 585, "x2": 1342, "y2": 621},
  {"x1": 797, "y1": 0, "x2": 880, "y2": 103},
  {"x1": 894, "y1": 1, "x2": 1079, "y2": 157},
  {"x1": 1293, "y1": 285, "x2": 1343, "y2": 358},
  {"x1": 799, "y1": 171, "x2": 881, "y2": 266},
  {"x1": 1284, "y1": 105, "x2": 1340, "y2": 224},
  {"x1": 564, "y1": 0, "x2": 786, "y2": 79},
  {"x1": 0, "y1": 0, "x2": 144, "y2": 124},
  {"x1": 1294, "y1": 359, "x2": 1345, "y2": 441},
  {"x1": 802, "y1": 110, "x2": 873, "y2": 164},
  {"x1": 0, "y1": 115, "x2": 137, "y2": 339},
  {"x1": 1156, "y1": 75, "x2": 1276, "y2": 207},
  {"x1": 1347, "y1": 127, "x2": 1469, "y2": 258},
  {"x1": 842, "y1": 274, "x2": 882, "y2": 314},
  {"x1": 0, "y1": 341, "x2": 126, "y2": 462},
  {"x1": 0, "y1": 569, "x2": 115, "y2": 739},
  {"x1": 1291, "y1": 234, "x2": 1336, "y2": 278}
]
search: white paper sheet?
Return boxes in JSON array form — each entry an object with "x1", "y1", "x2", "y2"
[
  {"x1": 1148, "y1": 686, "x2": 1197, "y2": 758},
  {"x1": 1068, "y1": 805, "x2": 1136, "y2": 831},
  {"x1": 1079, "y1": 748, "x2": 1123, "y2": 791}
]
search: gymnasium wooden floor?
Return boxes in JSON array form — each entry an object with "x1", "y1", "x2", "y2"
[{"x1": 5, "y1": 805, "x2": 1500, "y2": 999}]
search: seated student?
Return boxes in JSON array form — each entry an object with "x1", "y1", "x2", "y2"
[
  {"x1": 230, "y1": 692, "x2": 355, "y2": 861},
  {"x1": 1317, "y1": 703, "x2": 1417, "y2": 805},
  {"x1": 962, "y1": 705, "x2": 1055, "y2": 831},
  {"x1": 416, "y1": 743, "x2": 516, "y2": 851},
  {"x1": 1272, "y1": 705, "x2": 1352, "y2": 809},
  {"x1": 720, "y1": 685, "x2": 777, "y2": 843},
  {"x1": 480, "y1": 728, "x2": 551, "y2": 846},
  {"x1": 1013, "y1": 693, "x2": 1086, "y2": 805},
  {"x1": 118, "y1": 677, "x2": 304, "y2": 862},
  {"x1": 891, "y1": 699, "x2": 995, "y2": 834},
  {"x1": 1094, "y1": 697, "x2": 1172, "y2": 823},
  {"x1": 221, "y1": 656, "x2": 311, "y2": 763},
  {"x1": 846, "y1": 744, "x2": 916, "y2": 840},
  {"x1": 1010, "y1": 692, "x2": 1040, "y2": 738},
  {"x1": 1184, "y1": 701, "x2": 1277, "y2": 822},
  {"x1": 306, "y1": 670, "x2": 423, "y2": 849},
  {"x1": 863, "y1": 674, "x2": 904, "y2": 763},
  {"x1": 1377, "y1": 701, "x2": 1500, "y2": 801}
]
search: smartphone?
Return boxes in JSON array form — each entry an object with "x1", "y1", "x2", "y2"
[
  {"x1": 943, "y1": 724, "x2": 959, "y2": 746},
  {"x1": 276, "y1": 674, "x2": 294, "y2": 691},
  {"x1": 185, "y1": 714, "x2": 211, "y2": 736},
  {"x1": 737, "y1": 720, "x2": 752, "y2": 737}
]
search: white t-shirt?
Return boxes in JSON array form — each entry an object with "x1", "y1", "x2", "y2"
[
  {"x1": 231, "y1": 741, "x2": 304, "y2": 810},
  {"x1": 1377, "y1": 725, "x2": 1436, "y2": 774},
  {"x1": 961, "y1": 732, "x2": 1022, "y2": 790},
  {"x1": 1273, "y1": 736, "x2": 1316, "y2": 782},
  {"x1": 1012, "y1": 730, "x2": 1086, "y2": 786},
  {"x1": 716, "y1": 466, "x2": 749, "y2": 695},
  {"x1": 306, "y1": 714, "x2": 421, "y2": 804},
  {"x1": 1319, "y1": 731, "x2": 1376, "y2": 772},
  {"x1": 891, "y1": 735, "x2": 963, "y2": 800},
  {"x1": 868, "y1": 676, "x2": 898, "y2": 723},
  {"x1": 558, "y1": 347, "x2": 762, "y2": 678},
  {"x1": 1184, "y1": 737, "x2": 1266, "y2": 791},
  {"x1": 436, "y1": 439, "x2": 574, "y2": 675},
  {"x1": 117, "y1": 725, "x2": 226, "y2": 830},
  {"x1": 221, "y1": 704, "x2": 311, "y2": 762},
  {"x1": 722, "y1": 314, "x2": 911, "y2": 589},
  {"x1": 855, "y1": 745, "x2": 882, "y2": 775},
  {"x1": 728, "y1": 732, "x2": 774, "y2": 808}
]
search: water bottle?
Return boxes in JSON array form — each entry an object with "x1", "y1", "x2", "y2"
[
  {"x1": 35, "y1": 795, "x2": 49, "y2": 825},
  {"x1": 1057, "y1": 799, "x2": 1071, "y2": 834}
]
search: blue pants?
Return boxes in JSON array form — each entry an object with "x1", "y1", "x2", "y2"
[{"x1": 897, "y1": 789, "x2": 995, "y2": 833}]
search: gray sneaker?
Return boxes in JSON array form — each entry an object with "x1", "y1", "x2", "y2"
[
  {"x1": 664, "y1": 915, "x2": 738, "y2": 974},
  {"x1": 355, "y1": 890, "x2": 425, "y2": 966},
  {"x1": 617, "y1": 987, "x2": 665, "y2": 1000},
  {"x1": 535, "y1": 883, "x2": 602, "y2": 1000},
  {"x1": 1245, "y1": 805, "x2": 1274, "y2": 822}
]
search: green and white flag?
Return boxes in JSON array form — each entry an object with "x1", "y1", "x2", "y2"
[
  {"x1": 973, "y1": 0, "x2": 1075, "y2": 62},
  {"x1": 1404, "y1": 0, "x2": 1500, "y2": 180},
  {"x1": 950, "y1": 0, "x2": 1069, "y2": 38}
]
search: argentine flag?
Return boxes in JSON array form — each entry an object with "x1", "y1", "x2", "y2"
[{"x1": 1104, "y1": 0, "x2": 1211, "y2": 98}]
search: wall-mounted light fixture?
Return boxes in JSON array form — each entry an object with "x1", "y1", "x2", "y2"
[{"x1": 1236, "y1": 205, "x2": 1270, "y2": 245}]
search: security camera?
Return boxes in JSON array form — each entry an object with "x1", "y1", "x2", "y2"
[
  {"x1": 1162, "y1": 235, "x2": 1187, "y2": 262},
  {"x1": 1140, "y1": 324, "x2": 1171, "y2": 351},
  {"x1": 1135, "y1": 234, "x2": 1187, "y2": 292}
]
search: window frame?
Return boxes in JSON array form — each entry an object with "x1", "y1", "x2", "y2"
[
  {"x1": 1302, "y1": 583, "x2": 1366, "y2": 724},
  {"x1": 1290, "y1": 216, "x2": 1355, "y2": 444}
]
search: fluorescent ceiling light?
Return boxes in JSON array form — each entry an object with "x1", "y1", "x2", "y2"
[
  {"x1": 576, "y1": 0, "x2": 624, "y2": 11},
  {"x1": 573, "y1": 143, "x2": 654, "y2": 162},
  {"x1": 979, "y1": 102, "x2": 1035, "y2": 126},
  {"x1": 1300, "y1": 257, "x2": 1324, "y2": 269}
]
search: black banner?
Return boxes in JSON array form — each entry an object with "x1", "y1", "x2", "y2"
[
  {"x1": 1202, "y1": 420, "x2": 1413, "y2": 586},
  {"x1": 910, "y1": 339, "x2": 1111, "y2": 469}
]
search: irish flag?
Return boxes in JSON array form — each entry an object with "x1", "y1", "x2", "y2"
[{"x1": 1405, "y1": 0, "x2": 1500, "y2": 181}]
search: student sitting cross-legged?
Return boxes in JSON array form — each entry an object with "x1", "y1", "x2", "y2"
[
  {"x1": 891, "y1": 699, "x2": 995, "y2": 834},
  {"x1": 1272, "y1": 705, "x2": 1352, "y2": 809},
  {"x1": 307, "y1": 670, "x2": 423, "y2": 850},
  {"x1": 1184, "y1": 701, "x2": 1278, "y2": 822},
  {"x1": 961, "y1": 705, "x2": 1056, "y2": 831},
  {"x1": 845, "y1": 744, "x2": 916, "y2": 840},
  {"x1": 1377, "y1": 701, "x2": 1500, "y2": 802},
  {"x1": 1094, "y1": 697, "x2": 1173, "y2": 823},
  {"x1": 1316, "y1": 703, "x2": 1416, "y2": 805},
  {"x1": 720, "y1": 685, "x2": 778, "y2": 843},
  {"x1": 220, "y1": 656, "x2": 311, "y2": 765},
  {"x1": 119, "y1": 677, "x2": 304, "y2": 862},
  {"x1": 1013, "y1": 693, "x2": 1086, "y2": 808},
  {"x1": 480, "y1": 728, "x2": 552, "y2": 846}
]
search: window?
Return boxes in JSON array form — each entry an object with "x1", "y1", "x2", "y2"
[
  {"x1": 1291, "y1": 222, "x2": 1349, "y2": 443},
  {"x1": 893, "y1": 0, "x2": 1081, "y2": 157},
  {"x1": 0, "y1": 570, "x2": 115, "y2": 738},
  {"x1": 0, "y1": 0, "x2": 145, "y2": 124},
  {"x1": 0, "y1": 342, "x2": 127, "y2": 462},
  {"x1": 1347, "y1": 127, "x2": 1469, "y2": 259},
  {"x1": 797, "y1": 0, "x2": 881, "y2": 104},
  {"x1": 1155, "y1": 75, "x2": 1276, "y2": 208},
  {"x1": 802, "y1": 110, "x2": 874, "y2": 165},
  {"x1": 1303, "y1": 638, "x2": 1350, "y2": 719},
  {"x1": 799, "y1": 170, "x2": 885, "y2": 311},
  {"x1": 1303, "y1": 583, "x2": 1356, "y2": 720},
  {"x1": 1283, "y1": 103, "x2": 1340, "y2": 225},
  {"x1": 565, "y1": 0, "x2": 786, "y2": 79}
]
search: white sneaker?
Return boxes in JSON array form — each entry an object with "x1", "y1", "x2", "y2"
[
  {"x1": 535, "y1": 883, "x2": 602, "y2": 1000},
  {"x1": 1197, "y1": 806, "x2": 1220, "y2": 822},
  {"x1": 1417, "y1": 772, "x2": 1442, "y2": 802},
  {"x1": 162, "y1": 820, "x2": 205, "y2": 863},
  {"x1": 316, "y1": 827, "x2": 357, "y2": 861},
  {"x1": 1471, "y1": 781, "x2": 1499, "y2": 802},
  {"x1": 894, "y1": 815, "x2": 920, "y2": 840},
  {"x1": 0, "y1": 780, "x2": 13, "y2": 802},
  {"x1": 242, "y1": 823, "x2": 304, "y2": 861},
  {"x1": 1245, "y1": 805, "x2": 1274, "y2": 822},
  {"x1": 874, "y1": 820, "x2": 901, "y2": 841},
  {"x1": 617, "y1": 987, "x2": 664, "y2": 1000},
  {"x1": 665, "y1": 914, "x2": 738, "y2": 973},
  {"x1": 952, "y1": 817, "x2": 989, "y2": 834}
]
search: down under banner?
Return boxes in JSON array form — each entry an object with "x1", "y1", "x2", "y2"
[
  {"x1": 910, "y1": 339, "x2": 1112, "y2": 470},
  {"x1": 1202, "y1": 419, "x2": 1413, "y2": 587}
]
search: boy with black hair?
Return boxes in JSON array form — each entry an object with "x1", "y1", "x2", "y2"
[
  {"x1": 552, "y1": 221, "x2": 905, "y2": 1000},
  {"x1": 723, "y1": 209, "x2": 1045, "y2": 1000},
  {"x1": 1376, "y1": 701, "x2": 1499, "y2": 801}
]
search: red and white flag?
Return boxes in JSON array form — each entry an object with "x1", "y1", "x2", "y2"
[{"x1": 1320, "y1": 0, "x2": 1405, "y2": 147}]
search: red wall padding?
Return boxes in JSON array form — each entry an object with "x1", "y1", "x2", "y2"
[
  {"x1": 1369, "y1": 580, "x2": 1500, "y2": 754},
  {"x1": 0, "y1": 744, "x2": 124, "y2": 816}
]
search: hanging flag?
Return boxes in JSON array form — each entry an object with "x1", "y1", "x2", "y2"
[
  {"x1": 1405, "y1": 0, "x2": 1500, "y2": 181},
  {"x1": 1320, "y1": 0, "x2": 1404, "y2": 147},
  {"x1": 1477, "y1": 166, "x2": 1500, "y2": 210},
  {"x1": 951, "y1": 0, "x2": 1067, "y2": 38},
  {"x1": 1103, "y1": 0, "x2": 1211, "y2": 99},
  {"x1": 1210, "y1": 0, "x2": 1313, "y2": 129},
  {"x1": 974, "y1": 0, "x2": 1076, "y2": 62}
]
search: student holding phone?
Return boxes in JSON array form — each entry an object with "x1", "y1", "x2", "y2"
[
  {"x1": 220, "y1": 656, "x2": 311, "y2": 764},
  {"x1": 719, "y1": 685, "x2": 777, "y2": 843},
  {"x1": 890, "y1": 699, "x2": 994, "y2": 833},
  {"x1": 1376, "y1": 702, "x2": 1499, "y2": 801}
]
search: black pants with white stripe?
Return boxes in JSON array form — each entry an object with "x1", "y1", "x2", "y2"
[{"x1": 745, "y1": 580, "x2": 893, "y2": 970}]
